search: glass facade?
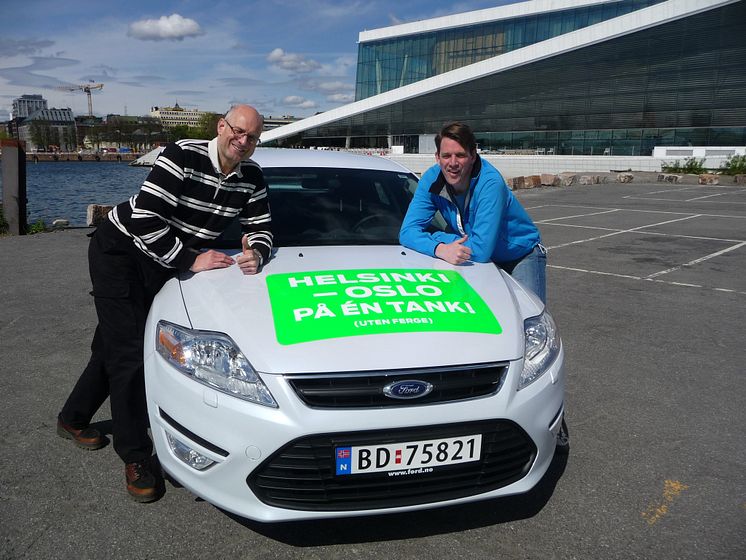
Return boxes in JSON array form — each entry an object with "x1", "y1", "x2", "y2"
[
  {"x1": 290, "y1": 2, "x2": 746, "y2": 155},
  {"x1": 355, "y1": 0, "x2": 665, "y2": 100}
]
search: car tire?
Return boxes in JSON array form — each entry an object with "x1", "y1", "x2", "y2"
[{"x1": 555, "y1": 417, "x2": 570, "y2": 454}]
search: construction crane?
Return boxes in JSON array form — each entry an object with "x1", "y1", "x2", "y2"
[{"x1": 56, "y1": 82, "x2": 104, "y2": 116}]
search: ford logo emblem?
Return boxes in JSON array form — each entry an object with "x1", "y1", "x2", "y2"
[{"x1": 383, "y1": 380, "x2": 434, "y2": 400}]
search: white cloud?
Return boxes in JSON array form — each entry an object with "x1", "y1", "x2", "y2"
[
  {"x1": 319, "y1": 55, "x2": 356, "y2": 77},
  {"x1": 0, "y1": 38, "x2": 54, "y2": 58},
  {"x1": 388, "y1": 13, "x2": 405, "y2": 25},
  {"x1": 299, "y1": 79, "x2": 355, "y2": 106},
  {"x1": 267, "y1": 48, "x2": 321, "y2": 74},
  {"x1": 312, "y1": 80, "x2": 354, "y2": 93},
  {"x1": 0, "y1": 56, "x2": 78, "y2": 89},
  {"x1": 313, "y1": 1, "x2": 375, "y2": 20},
  {"x1": 282, "y1": 95, "x2": 317, "y2": 109},
  {"x1": 127, "y1": 14, "x2": 204, "y2": 42},
  {"x1": 326, "y1": 93, "x2": 353, "y2": 103}
]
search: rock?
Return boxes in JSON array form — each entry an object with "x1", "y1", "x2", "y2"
[
  {"x1": 540, "y1": 173, "x2": 559, "y2": 186},
  {"x1": 558, "y1": 173, "x2": 576, "y2": 186},
  {"x1": 658, "y1": 174, "x2": 681, "y2": 183},
  {"x1": 698, "y1": 173, "x2": 719, "y2": 185},
  {"x1": 87, "y1": 204, "x2": 113, "y2": 227},
  {"x1": 509, "y1": 176, "x2": 525, "y2": 190},
  {"x1": 52, "y1": 219, "x2": 69, "y2": 228},
  {"x1": 579, "y1": 175, "x2": 600, "y2": 185},
  {"x1": 524, "y1": 175, "x2": 542, "y2": 188},
  {"x1": 617, "y1": 173, "x2": 634, "y2": 183}
]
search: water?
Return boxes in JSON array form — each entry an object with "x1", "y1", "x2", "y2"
[{"x1": 0, "y1": 161, "x2": 151, "y2": 227}]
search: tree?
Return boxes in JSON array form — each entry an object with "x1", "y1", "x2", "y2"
[
  {"x1": 87, "y1": 127, "x2": 103, "y2": 151},
  {"x1": 29, "y1": 121, "x2": 53, "y2": 151},
  {"x1": 196, "y1": 112, "x2": 221, "y2": 139},
  {"x1": 62, "y1": 125, "x2": 77, "y2": 151},
  {"x1": 169, "y1": 125, "x2": 192, "y2": 141}
]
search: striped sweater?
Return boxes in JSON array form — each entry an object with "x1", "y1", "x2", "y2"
[{"x1": 108, "y1": 138, "x2": 272, "y2": 272}]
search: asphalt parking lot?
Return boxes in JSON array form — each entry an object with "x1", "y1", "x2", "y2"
[{"x1": 0, "y1": 179, "x2": 744, "y2": 559}]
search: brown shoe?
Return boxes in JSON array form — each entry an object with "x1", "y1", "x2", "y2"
[
  {"x1": 125, "y1": 461, "x2": 162, "y2": 503},
  {"x1": 57, "y1": 415, "x2": 106, "y2": 450}
]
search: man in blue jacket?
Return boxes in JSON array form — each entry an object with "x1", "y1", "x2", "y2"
[{"x1": 399, "y1": 122, "x2": 546, "y2": 302}]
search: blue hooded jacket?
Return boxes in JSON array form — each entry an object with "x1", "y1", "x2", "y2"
[{"x1": 399, "y1": 156, "x2": 540, "y2": 264}]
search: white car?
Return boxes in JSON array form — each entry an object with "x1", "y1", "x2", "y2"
[{"x1": 144, "y1": 148, "x2": 566, "y2": 522}]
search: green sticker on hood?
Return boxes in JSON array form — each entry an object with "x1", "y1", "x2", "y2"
[{"x1": 266, "y1": 268, "x2": 502, "y2": 345}]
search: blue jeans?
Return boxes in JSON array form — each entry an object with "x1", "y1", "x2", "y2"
[{"x1": 498, "y1": 244, "x2": 547, "y2": 304}]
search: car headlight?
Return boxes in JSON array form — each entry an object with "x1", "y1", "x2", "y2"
[
  {"x1": 519, "y1": 311, "x2": 560, "y2": 390},
  {"x1": 156, "y1": 320, "x2": 277, "y2": 407}
]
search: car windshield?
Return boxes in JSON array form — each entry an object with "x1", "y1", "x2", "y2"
[{"x1": 265, "y1": 167, "x2": 420, "y2": 247}]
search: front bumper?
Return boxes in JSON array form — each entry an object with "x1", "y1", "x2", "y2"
[{"x1": 144, "y1": 346, "x2": 565, "y2": 522}]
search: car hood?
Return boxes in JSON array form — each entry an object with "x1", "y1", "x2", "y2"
[{"x1": 175, "y1": 246, "x2": 541, "y2": 374}]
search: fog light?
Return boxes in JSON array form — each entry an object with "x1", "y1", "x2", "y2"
[{"x1": 166, "y1": 433, "x2": 216, "y2": 471}]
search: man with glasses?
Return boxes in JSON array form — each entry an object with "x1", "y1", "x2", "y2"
[{"x1": 57, "y1": 104, "x2": 272, "y2": 503}]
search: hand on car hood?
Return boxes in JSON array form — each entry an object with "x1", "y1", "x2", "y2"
[{"x1": 173, "y1": 246, "x2": 538, "y2": 374}]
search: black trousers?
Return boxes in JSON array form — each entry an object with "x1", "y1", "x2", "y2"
[{"x1": 60, "y1": 221, "x2": 172, "y2": 464}]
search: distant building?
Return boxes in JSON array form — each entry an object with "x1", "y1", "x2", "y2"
[
  {"x1": 12, "y1": 94, "x2": 48, "y2": 119},
  {"x1": 19, "y1": 107, "x2": 76, "y2": 151},
  {"x1": 105, "y1": 115, "x2": 141, "y2": 125},
  {"x1": 150, "y1": 103, "x2": 206, "y2": 129},
  {"x1": 263, "y1": 115, "x2": 300, "y2": 131},
  {"x1": 263, "y1": 0, "x2": 746, "y2": 155},
  {"x1": 6, "y1": 117, "x2": 24, "y2": 140}
]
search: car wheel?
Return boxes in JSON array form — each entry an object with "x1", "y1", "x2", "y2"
[{"x1": 555, "y1": 417, "x2": 569, "y2": 454}]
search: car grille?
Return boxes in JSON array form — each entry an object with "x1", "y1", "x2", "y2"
[
  {"x1": 286, "y1": 363, "x2": 508, "y2": 408},
  {"x1": 247, "y1": 420, "x2": 536, "y2": 511}
]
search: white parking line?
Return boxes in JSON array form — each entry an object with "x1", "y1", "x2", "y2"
[
  {"x1": 548, "y1": 264, "x2": 746, "y2": 296},
  {"x1": 548, "y1": 264, "x2": 640, "y2": 280},
  {"x1": 538, "y1": 209, "x2": 619, "y2": 222},
  {"x1": 685, "y1": 192, "x2": 735, "y2": 202},
  {"x1": 645, "y1": 242, "x2": 746, "y2": 279},
  {"x1": 537, "y1": 222, "x2": 619, "y2": 232},
  {"x1": 636, "y1": 187, "x2": 695, "y2": 195},
  {"x1": 531, "y1": 203, "x2": 745, "y2": 219},
  {"x1": 534, "y1": 204, "x2": 745, "y2": 295},
  {"x1": 541, "y1": 222, "x2": 745, "y2": 243},
  {"x1": 546, "y1": 215, "x2": 701, "y2": 250},
  {"x1": 624, "y1": 197, "x2": 746, "y2": 205},
  {"x1": 623, "y1": 186, "x2": 746, "y2": 205}
]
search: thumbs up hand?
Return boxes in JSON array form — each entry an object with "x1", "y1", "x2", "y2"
[
  {"x1": 237, "y1": 234, "x2": 261, "y2": 275},
  {"x1": 434, "y1": 235, "x2": 472, "y2": 265}
]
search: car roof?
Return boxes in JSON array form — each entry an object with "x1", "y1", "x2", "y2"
[{"x1": 250, "y1": 148, "x2": 415, "y2": 174}]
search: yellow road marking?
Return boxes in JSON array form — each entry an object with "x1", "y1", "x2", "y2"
[{"x1": 642, "y1": 480, "x2": 689, "y2": 525}]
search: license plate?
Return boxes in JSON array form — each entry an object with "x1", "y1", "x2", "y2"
[{"x1": 335, "y1": 434, "x2": 482, "y2": 476}]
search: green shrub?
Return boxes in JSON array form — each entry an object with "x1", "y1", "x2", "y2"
[
  {"x1": 662, "y1": 157, "x2": 706, "y2": 174},
  {"x1": 0, "y1": 209, "x2": 46, "y2": 234},
  {"x1": 27, "y1": 219, "x2": 46, "y2": 234},
  {"x1": 721, "y1": 154, "x2": 746, "y2": 175}
]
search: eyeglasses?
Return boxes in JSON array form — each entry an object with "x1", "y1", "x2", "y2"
[{"x1": 223, "y1": 119, "x2": 261, "y2": 145}]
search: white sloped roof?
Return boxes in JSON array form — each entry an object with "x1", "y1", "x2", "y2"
[
  {"x1": 261, "y1": 0, "x2": 735, "y2": 144},
  {"x1": 359, "y1": 0, "x2": 615, "y2": 43},
  {"x1": 129, "y1": 146, "x2": 164, "y2": 167}
]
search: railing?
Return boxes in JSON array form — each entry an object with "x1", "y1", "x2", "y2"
[{"x1": 26, "y1": 152, "x2": 141, "y2": 162}]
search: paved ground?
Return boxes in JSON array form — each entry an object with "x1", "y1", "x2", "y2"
[{"x1": 1, "y1": 179, "x2": 744, "y2": 559}]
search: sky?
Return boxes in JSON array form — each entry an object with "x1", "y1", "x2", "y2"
[{"x1": 0, "y1": 0, "x2": 522, "y2": 122}]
